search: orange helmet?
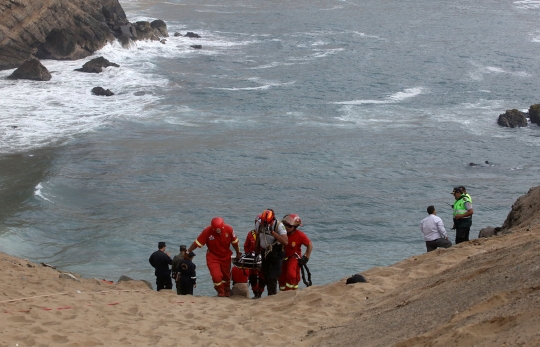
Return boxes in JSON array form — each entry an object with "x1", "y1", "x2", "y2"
[
  {"x1": 282, "y1": 214, "x2": 302, "y2": 227},
  {"x1": 260, "y1": 209, "x2": 275, "y2": 225},
  {"x1": 211, "y1": 217, "x2": 224, "y2": 232}
]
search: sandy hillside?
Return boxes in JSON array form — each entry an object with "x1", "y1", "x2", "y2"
[{"x1": 1, "y1": 186, "x2": 540, "y2": 347}]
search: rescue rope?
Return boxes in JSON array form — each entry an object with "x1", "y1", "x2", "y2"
[
  {"x1": 261, "y1": 222, "x2": 276, "y2": 257},
  {"x1": 300, "y1": 263, "x2": 312, "y2": 287}
]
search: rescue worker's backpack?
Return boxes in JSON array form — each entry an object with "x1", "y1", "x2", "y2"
[{"x1": 171, "y1": 254, "x2": 183, "y2": 280}]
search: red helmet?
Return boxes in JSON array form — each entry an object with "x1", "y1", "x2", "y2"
[
  {"x1": 260, "y1": 209, "x2": 275, "y2": 225},
  {"x1": 211, "y1": 217, "x2": 224, "y2": 231},
  {"x1": 282, "y1": 214, "x2": 302, "y2": 227}
]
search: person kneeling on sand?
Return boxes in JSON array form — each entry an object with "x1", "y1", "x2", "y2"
[{"x1": 420, "y1": 206, "x2": 452, "y2": 252}]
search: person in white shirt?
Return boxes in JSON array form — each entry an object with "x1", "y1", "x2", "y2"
[
  {"x1": 255, "y1": 209, "x2": 288, "y2": 295},
  {"x1": 420, "y1": 205, "x2": 452, "y2": 252}
]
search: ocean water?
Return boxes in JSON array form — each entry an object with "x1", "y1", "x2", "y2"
[{"x1": 1, "y1": 0, "x2": 540, "y2": 296}]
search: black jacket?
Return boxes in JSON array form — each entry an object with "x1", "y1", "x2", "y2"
[
  {"x1": 178, "y1": 259, "x2": 197, "y2": 284},
  {"x1": 149, "y1": 250, "x2": 172, "y2": 277}
]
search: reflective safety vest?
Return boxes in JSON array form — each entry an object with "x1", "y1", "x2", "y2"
[{"x1": 453, "y1": 196, "x2": 472, "y2": 228}]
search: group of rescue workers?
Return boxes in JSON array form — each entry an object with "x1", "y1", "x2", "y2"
[{"x1": 149, "y1": 209, "x2": 313, "y2": 298}]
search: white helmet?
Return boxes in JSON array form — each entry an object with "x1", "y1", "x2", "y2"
[{"x1": 282, "y1": 214, "x2": 302, "y2": 227}]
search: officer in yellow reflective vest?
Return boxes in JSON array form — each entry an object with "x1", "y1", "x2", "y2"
[
  {"x1": 458, "y1": 186, "x2": 472, "y2": 204},
  {"x1": 452, "y1": 187, "x2": 474, "y2": 244}
]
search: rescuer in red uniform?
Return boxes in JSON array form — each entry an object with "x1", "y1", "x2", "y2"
[
  {"x1": 278, "y1": 214, "x2": 313, "y2": 291},
  {"x1": 244, "y1": 223, "x2": 265, "y2": 299},
  {"x1": 187, "y1": 217, "x2": 241, "y2": 297}
]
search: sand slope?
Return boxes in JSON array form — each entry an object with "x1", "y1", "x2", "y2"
[{"x1": 2, "y1": 187, "x2": 540, "y2": 347}]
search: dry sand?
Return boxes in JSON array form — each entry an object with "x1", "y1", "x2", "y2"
[{"x1": 2, "y1": 186, "x2": 540, "y2": 347}]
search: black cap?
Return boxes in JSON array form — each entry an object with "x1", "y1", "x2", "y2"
[
  {"x1": 158, "y1": 241, "x2": 166, "y2": 248},
  {"x1": 452, "y1": 187, "x2": 462, "y2": 194},
  {"x1": 188, "y1": 251, "x2": 196, "y2": 257},
  {"x1": 180, "y1": 245, "x2": 187, "y2": 251}
]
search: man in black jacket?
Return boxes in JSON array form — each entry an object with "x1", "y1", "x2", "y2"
[
  {"x1": 149, "y1": 241, "x2": 173, "y2": 291},
  {"x1": 177, "y1": 251, "x2": 197, "y2": 295}
]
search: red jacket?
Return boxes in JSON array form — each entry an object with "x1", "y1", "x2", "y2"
[
  {"x1": 244, "y1": 230, "x2": 257, "y2": 254},
  {"x1": 195, "y1": 224, "x2": 239, "y2": 259},
  {"x1": 284, "y1": 229, "x2": 310, "y2": 259}
]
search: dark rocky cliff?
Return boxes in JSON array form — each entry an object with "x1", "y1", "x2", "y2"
[{"x1": 0, "y1": 0, "x2": 166, "y2": 71}]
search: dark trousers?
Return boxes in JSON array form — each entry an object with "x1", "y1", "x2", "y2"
[
  {"x1": 425, "y1": 238, "x2": 452, "y2": 252},
  {"x1": 249, "y1": 271, "x2": 265, "y2": 295},
  {"x1": 261, "y1": 247, "x2": 284, "y2": 296},
  {"x1": 156, "y1": 276, "x2": 172, "y2": 291},
  {"x1": 178, "y1": 277, "x2": 194, "y2": 295},
  {"x1": 455, "y1": 227, "x2": 470, "y2": 244}
]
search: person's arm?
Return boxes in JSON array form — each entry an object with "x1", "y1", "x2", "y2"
[
  {"x1": 191, "y1": 264, "x2": 197, "y2": 287},
  {"x1": 455, "y1": 203, "x2": 474, "y2": 219},
  {"x1": 186, "y1": 241, "x2": 199, "y2": 258},
  {"x1": 273, "y1": 222, "x2": 288, "y2": 246},
  {"x1": 436, "y1": 218, "x2": 448, "y2": 239},
  {"x1": 243, "y1": 233, "x2": 251, "y2": 254},
  {"x1": 254, "y1": 223, "x2": 261, "y2": 255},
  {"x1": 272, "y1": 230, "x2": 288, "y2": 246},
  {"x1": 232, "y1": 240, "x2": 242, "y2": 260},
  {"x1": 304, "y1": 242, "x2": 313, "y2": 259},
  {"x1": 186, "y1": 241, "x2": 199, "y2": 253}
]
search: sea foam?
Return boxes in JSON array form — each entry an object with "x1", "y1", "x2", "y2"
[
  {"x1": 333, "y1": 87, "x2": 425, "y2": 105},
  {"x1": 0, "y1": 25, "x2": 260, "y2": 154}
]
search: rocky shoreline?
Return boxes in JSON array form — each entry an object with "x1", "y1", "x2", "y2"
[{"x1": 0, "y1": 0, "x2": 168, "y2": 71}]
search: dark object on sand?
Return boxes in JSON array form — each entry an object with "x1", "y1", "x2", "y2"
[
  {"x1": 346, "y1": 274, "x2": 367, "y2": 284},
  {"x1": 40, "y1": 262, "x2": 57, "y2": 269},
  {"x1": 191, "y1": 45, "x2": 202, "y2": 49},
  {"x1": 478, "y1": 226, "x2": 502, "y2": 238}
]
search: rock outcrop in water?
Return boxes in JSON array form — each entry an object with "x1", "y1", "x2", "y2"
[
  {"x1": 497, "y1": 109, "x2": 528, "y2": 128},
  {"x1": 0, "y1": 0, "x2": 168, "y2": 71},
  {"x1": 75, "y1": 56, "x2": 119, "y2": 73},
  {"x1": 529, "y1": 104, "x2": 540, "y2": 126},
  {"x1": 91, "y1": 86, "x2": 114, "y2": 96},
  {"x1": 7, "y1": 58, "x2": 51, "y2": 81}
]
